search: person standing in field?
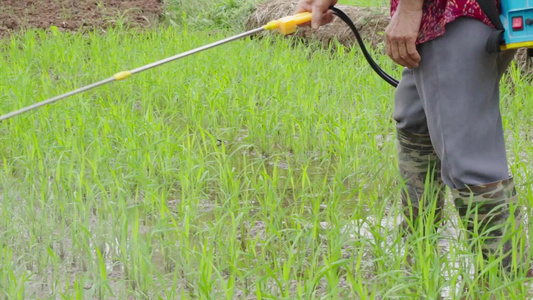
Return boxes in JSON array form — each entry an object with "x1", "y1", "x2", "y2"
[{"x1": 295, "y1": 0, "x2": 530, "y2": 276}]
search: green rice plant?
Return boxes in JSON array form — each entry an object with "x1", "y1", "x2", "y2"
[{"x1": 0, "y1": 22, "x2": 531, "y2": 299}]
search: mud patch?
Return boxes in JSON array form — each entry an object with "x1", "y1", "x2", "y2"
[{"x1": 0, "y1": 0, "x2": 163, "y2": 37}]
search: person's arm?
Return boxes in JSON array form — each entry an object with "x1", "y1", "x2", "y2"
[
  {"x1": 295, "y1": 0, "x2": 338, "y2": 29},
  {"x1": 385, "y1": 0, "x2": 423, "y2": 68}
]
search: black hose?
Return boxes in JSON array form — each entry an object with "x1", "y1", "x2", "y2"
[{"x1": 329, "y1": 6, "x2": 399, "y2": 88}]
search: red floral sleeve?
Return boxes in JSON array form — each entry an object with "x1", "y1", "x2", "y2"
[{"x1": 390, "y1": 0, "x2": 493, "y2": 44}]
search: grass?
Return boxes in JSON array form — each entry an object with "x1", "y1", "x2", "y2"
[
  {"x1": 164, "y1": 0, "x2": 263, "y2": 29},
  {"x1": 0, "y1": 1, "x2": 532, "y2": 299},
  {"x1": 164, "y1": 0, "x2": 389, "y2": 29},
  {"x1": 338, "y1": 0, "x2": 389, "y2": 7}
]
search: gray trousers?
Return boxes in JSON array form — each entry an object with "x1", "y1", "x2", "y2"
[{"x1": 394, "y1": 17, "x2": 516, "y2": 189}]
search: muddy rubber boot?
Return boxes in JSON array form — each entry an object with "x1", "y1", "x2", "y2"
[
  {"x1": 452, "y1": 178, "x2": 525, "y2": 274},
  {"x1": 396, "y1": 129, "x2": 446, "y2": 233}
]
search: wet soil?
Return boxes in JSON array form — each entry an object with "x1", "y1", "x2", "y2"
[{"x1": 0, "y1": 0, "x2": 163, "y2": 37}]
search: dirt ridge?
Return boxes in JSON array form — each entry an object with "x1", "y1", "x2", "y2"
[{"x1": 0, "y1": 0, "x2": 163, "y2": 37}]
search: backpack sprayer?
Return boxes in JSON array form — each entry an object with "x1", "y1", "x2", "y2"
[
  {"x1": 0, "y1": 3, "x2": 532, "y2": 121},
  {"x1": 478, "y1": 0, "x2": 533, "y2": 52},
  {"x1": 500, "y1": 0, "x2": 533, "y2": 50}
]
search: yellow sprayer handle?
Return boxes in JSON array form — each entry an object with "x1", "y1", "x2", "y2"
[{"x1": 263, "y1": 12, "x2": 312, "y2": 35}]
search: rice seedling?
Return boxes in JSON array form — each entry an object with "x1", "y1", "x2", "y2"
[{"x1": 0, "y1": 1, "x2": 532, "y2": 298}]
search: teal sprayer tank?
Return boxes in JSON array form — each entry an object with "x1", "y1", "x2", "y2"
[{"x1": 500, "y1": 0, "x2": 533, "y2": 49}]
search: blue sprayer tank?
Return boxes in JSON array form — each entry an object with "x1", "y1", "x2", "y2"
[{"x1": 500, "y1": 0, "x2": 533, "y2": 49}]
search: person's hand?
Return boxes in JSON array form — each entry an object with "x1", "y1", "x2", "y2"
[
  {"x1": 385, "y1": 4, "x2": 422, "y2": 68},
  {"x1": 295, "y1": 0, "x2": 338, "y2": 29}
]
